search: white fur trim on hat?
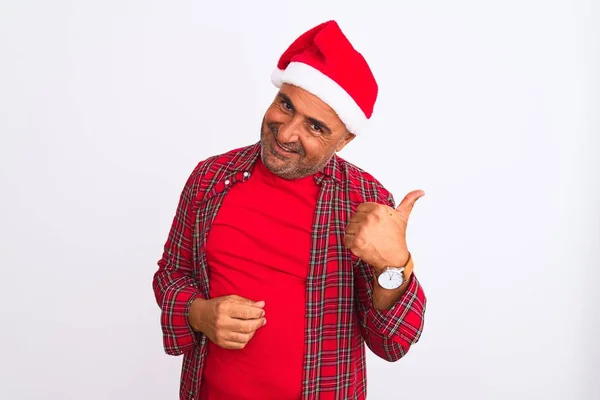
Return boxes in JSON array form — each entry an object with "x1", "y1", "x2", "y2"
[{"x1": 271, "y1": 62, "x2": 368, "y2": 134}]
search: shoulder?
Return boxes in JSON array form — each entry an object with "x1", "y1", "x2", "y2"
[
  {"x1": 184, "y1": 143, "x2": 258, "y2": 198},
  {"x1": 336, "y1": 155, "x2": 395, "y2": 207}
]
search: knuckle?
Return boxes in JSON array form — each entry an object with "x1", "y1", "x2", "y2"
[
  {"x1": 215, "y1": 301, "x2": 225, "y2": 314},
  {"x1": 235, "y1": 322, "x2": 245, "y2": 333},
  {"x1": 214, "y1": 316, "x2": 226, "y2": 329},
  {"x1": 354, "y1": 235, "x2": 367, "y2": 249}
]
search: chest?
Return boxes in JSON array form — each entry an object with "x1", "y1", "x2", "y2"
[{"x1": 192, "y1": 176, "x2": 356, "y2": 297}]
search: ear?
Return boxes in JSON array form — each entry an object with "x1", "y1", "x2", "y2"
[{"x1": 335, "y1": 132, "x2": 356, "y2": 152}]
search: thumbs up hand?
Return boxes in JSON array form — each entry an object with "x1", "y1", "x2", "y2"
[{"x1": 343, "y1": 190, "x2": 425, "y2": 273}]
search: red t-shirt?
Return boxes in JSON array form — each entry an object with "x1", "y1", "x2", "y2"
[{"x1": 200, "y1": 158, "x2": 319, "y2": 400}]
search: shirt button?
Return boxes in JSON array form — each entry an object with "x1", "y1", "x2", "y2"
[
  {"x1": 243, "y1": 171, "x2": 250, "y2": 178},
  {"x1": 224, "y1": 179, "x2": 231, "y2": 186}
]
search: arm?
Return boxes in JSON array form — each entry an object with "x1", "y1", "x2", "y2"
[
  {"x1": 346, "y1": 189, "x2": 427, "y2": 361},
  {"x1": 152, "y1": 171, "x2": 204, "y2": 356},
  {"x1": 355, "y1": 259, "x2": 426, "y2": 362}
]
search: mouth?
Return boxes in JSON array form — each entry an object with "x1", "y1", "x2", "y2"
[
  {"x1": 275, "y1": 139, "x2": 295, "y2": 154},
  {"x1": 270, "y1": 133, "x2": 297, "y2": 158}
]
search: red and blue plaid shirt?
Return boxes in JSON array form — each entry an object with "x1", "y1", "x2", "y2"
[{"x1": 153, "y1": 142, "x2": 427, "y2": 399}]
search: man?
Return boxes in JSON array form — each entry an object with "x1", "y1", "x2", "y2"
[{"x1": 153, "y1": 20, "x2": 427, "y2": 400}]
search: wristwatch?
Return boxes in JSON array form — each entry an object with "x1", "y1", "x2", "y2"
[{"x1": 376, "y1": 253, "x2": 413, "y2": 290}]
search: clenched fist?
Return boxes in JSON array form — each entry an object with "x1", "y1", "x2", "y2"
[{"x1": 188, "y1": 295, "x2": 267, "y2": 350}]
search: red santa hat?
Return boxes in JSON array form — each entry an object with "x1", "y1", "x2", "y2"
[{"x1": 271, "y1": 20, "x2": 378, "y2": 135}]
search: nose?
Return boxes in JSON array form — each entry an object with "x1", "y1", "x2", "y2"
[{"x1": 277, "y1": 117, "x2": 302, "y2": 144}]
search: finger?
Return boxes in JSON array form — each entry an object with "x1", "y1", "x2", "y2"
[
  {"x1": 247, "y1": 327, "x2": 259, "y2": 341},
  {"x1": 345, "y1": 221, "x2": 361, "y2": 235},
  {"x1": 356, "y1": 202, "x2": 379, "y2": 213},
  {"x1": 343, "y1": 232, "x2": 355, "y2": 249},
  {"x1": 245, "y1": 319, "x2": 266, "y2": 342},
  {"x1": 222, "y1": 341, "x2": 247, "y2": 350},
  {"x1": 227, "y1": 331, "x2": 253, "y2": 344},
  {"x1": 354, "y1": 204, "x2": 393, "y2": 218},
  {"x1": 233, "y1": 317, "x2": 267, "y2": 334},
  {"x1": 228, "y1": 295, "x2": 266, "y2": 308},
  {"x1": 349, "y1": 211, "x2": 370, "y2": 222},
  {"x1": 343, "y1": 234, "x2": 363, "y2": 258},
  {"x1": 395, "y1": 190, "x2": 425, "y2": 215},
  {"x1": 229, "y1": 304, "x2": 266, "y2": 320}
]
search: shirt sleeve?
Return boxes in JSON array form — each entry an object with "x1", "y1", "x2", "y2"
[
  {"x1": 152, "y1": 172, "x2": 204, "y2": 356},
  {"x1": 354, "y1": 259, "x2": 427, "y2": 362}
]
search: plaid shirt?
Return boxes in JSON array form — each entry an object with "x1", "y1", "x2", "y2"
[{"x1": 153, "y1": 142, "x2": 427, "y2": 400}]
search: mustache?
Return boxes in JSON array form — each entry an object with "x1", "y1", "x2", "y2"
[{"x1": 266, "y1": 122, "x2": 306, "y2": 156}]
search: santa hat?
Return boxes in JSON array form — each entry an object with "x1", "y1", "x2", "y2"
[{"x1": 271, "y1": 20, "x2": 378, "y2": 135}]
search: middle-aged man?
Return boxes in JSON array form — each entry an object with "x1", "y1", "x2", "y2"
[{"x1": 153, "y1": 20, "x2": 427, "y2": 400}]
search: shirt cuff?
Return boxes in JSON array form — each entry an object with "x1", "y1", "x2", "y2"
[
  {"x1": 161, "y1": 287, "x2": 204, "y2": 354},
  {"x1": 364, "y1": 274, "x2": 426, "y2": 340}
]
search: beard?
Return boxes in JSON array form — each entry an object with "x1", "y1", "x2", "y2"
[{"x1": 259, "y1": 117, "x2": 332, "y2": 180}]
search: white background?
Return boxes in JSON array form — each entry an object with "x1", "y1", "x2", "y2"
[{"x1": 1, "y1": 1, "x2": 598, "y2": 399}]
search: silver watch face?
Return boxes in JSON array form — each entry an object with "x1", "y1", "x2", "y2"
[{"x1": 378, "y1": 269, "x2": 404, "y2": 289}]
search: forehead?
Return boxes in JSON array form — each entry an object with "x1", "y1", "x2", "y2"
[{"x1": 279, "y1": 84, "x2": 344, "y2": 126}]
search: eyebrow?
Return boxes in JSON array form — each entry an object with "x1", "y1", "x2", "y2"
[{"x1": 277, "y1": 93, "x2": 333, "y2": 135}]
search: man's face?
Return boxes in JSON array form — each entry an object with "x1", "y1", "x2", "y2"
[{"x1": 260, "y1": 84, "x2": 355, "y2": 180}]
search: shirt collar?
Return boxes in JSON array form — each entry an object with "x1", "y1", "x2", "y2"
[{"x1": 230, "y1": 142, "x2": 343, "y2": 186}]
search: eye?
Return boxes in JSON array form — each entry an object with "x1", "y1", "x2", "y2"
[
  {"x1": 310, "y1": 123, "x2": 323, "y2": 134},
  {"x1": 280, "y1": 100, "x2": 293, "y2": 111}
]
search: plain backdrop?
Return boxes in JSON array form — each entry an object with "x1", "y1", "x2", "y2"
[{"x1": 0, "y1": 1, "x2": 598, "y2": 399}]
